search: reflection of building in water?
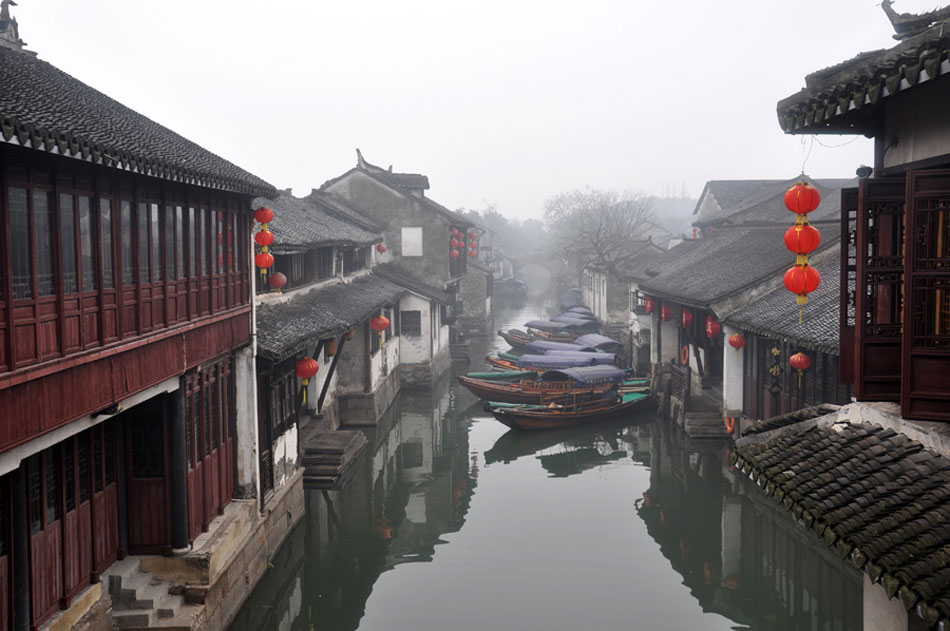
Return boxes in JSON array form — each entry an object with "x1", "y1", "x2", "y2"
[
  {"x1": 228, "y1": 375, "x2": 476, "y2": 631},
  {"x1": 638, "y1": 420, "x2": 862, "y2": 630}
]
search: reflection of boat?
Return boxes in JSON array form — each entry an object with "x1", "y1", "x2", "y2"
[
  {"x1": 484, "y1": 416, "x2": 637, "y2": 465},
  {"x1": 487, "y1": 391, "x2": 654, "y2": 431},
  {"x1": 459, "y1": 366, "x2": 647, "y2": 405}
]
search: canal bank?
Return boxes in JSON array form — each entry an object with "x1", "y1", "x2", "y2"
[{"x1": 229, "y1": 305, "x2": 864, "y2": 631}]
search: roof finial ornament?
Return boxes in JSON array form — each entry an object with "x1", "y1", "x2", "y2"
[
  {"x1": 0, "y1": 0, "x2": 27, "y2": 52},
  {"x1": 356, "y1": 148, "x2": 366, "y2": 168},
  {"x1": 881, "y1": 0, "x2": 950, "y2": 40}
]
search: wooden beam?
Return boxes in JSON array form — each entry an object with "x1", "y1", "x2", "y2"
[{"x1": 318, "y1": 334, "x2": 346, "y2": 413}]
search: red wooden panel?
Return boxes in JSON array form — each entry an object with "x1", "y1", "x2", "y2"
[
  {"x1": 207, "y1": 448, "x2": 221, "y2": 522},
  {"x1": 198, "y1": 278, "x2": 210, "y2": 315},
  {"x1": 101, "y1": 292, "x2": 118, "y2": 343},
  {"x1": 0, "y1": 553, "x2": 7, "y2": 631},
  {"x1": 127, "y1": 480, "x2": 167, "y2": 552},
  {"x1": 223, "y1": 437, "x2": 235, "y2": 504},
  {"x1": 902, "y1": 170, "x2": 950, "y2": 421},
  {"x1": 81, "y1": 294, "x2": 100, "y2": 349},
  {"x1": 855, "y1": 177, "x2": 905, "y2": 401},
  {"x1": 92, "y1": 484, "x2": 118, "y2": 574},
  {"x1": 63, "y1": 296, "x2": 82, "y2": 353},
  {"x1": 121, "y1": 286, "x2": 137, "y2": 338},
  {"x1": 30, "y1": 522, "x2": 62, "y2": 626},
  {"x1": 63, "y1": 501, "x2": 92, "y2": 601},
  {"x1": 0, "y1": 316, "x2": 6, "y2": 373}
]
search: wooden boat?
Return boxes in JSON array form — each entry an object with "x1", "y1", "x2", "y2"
[
  {"x1": 498, "y1": 328, "x2": 577, "y2": 350},
  {"x1": 463, "y1": 369, "x2": 533, "y2": 382},
  {"x1": 459, "y1": 365, "x2": 648, "y2": 404},
  {"x1": 487, "y1": 391, "x2": 654, "y2": 431},
  {"x1": 486, "y1": 351, "x2": 616, "y2": 371}
]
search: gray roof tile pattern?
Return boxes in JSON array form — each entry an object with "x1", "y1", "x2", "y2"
[
  {"x1": 733, "y1": 419, "x2": 950, "y2": 629},
  {"x1": 304, "y1": 190, "x2": 383, "y2": 232},
  {"x1": 373, "y1": 263, "x2": 450, "y2": 304},
  {"x1": 725, "y1": 245, "x2": 841, "y2": 353},
  {"x1": 639, "y1": 226, "x2": 840, "y2": 307},
  {"x1": 695, "y1": 177, "x2": 855, "y2": 227},
  {"x1": 616, "y1": 244, "x2": 666, "y2": 280},
  {"x1": 742, "y1": 404, "x2": 840, "y2": 436},
  {"x1": 257, "y1": 273, "x2": 407, "y2": 361},
  {"x1": 0, "y1": 47, "x2": 276, "y2": 197},
  {"x1": 376, "y1": 172, "x2": 430, "y2": 191},
  {"x1": 252, "y1": 192, "x2": 381, "y2": 251},
  {"x1": 777, "y1": 20, "x2": 950, "y2": 133}
]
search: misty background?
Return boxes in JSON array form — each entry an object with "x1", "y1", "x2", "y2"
[{"x1": 13, "y1": 0, "x2": 930, "y2": 225}]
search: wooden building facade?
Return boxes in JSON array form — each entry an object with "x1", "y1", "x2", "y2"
[
  {"x1": 0, "y1": 41, "x2": 274, "y2": 630},
  {"x1": 777, "y1": 16, "x2": 950, "y2": 422}
]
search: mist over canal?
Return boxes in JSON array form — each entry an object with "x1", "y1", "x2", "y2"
[{"x1": 230, "y1": 305, "x2": 863, "y2": 631}]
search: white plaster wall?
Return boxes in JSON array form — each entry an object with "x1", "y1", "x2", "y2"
[
  {"x1": 235, "y1": 346, "x2": 260, "y2": 498},
  {"x1": 399, "y1": 294, "x2": 432, "y2": 364},
  {"x1": 863, "y1": 574, "x2": 908, "y2": 631},
  {"x1": 401, "y1": 227, "x2": 424, "y2": 257},
  {"x1": 270, "y1": 424, "x2": 299, "y2": 492},
  {"x1": 722, "y1": 324, "x2": 745, "y2": 415},
  {"x1": 884, "y1": 79, "x2": 950, "y2": 170},
  {"x1": 336, "y1": 327, "x2": 367, "y2": 394},
  {"x1": 650, "y1": 311, "x2": 660, "y2": 366},
  {"x1": 405, "y1": 492, "x2": 427, "y2": 524},
  {"x1": 370, "y1": 334, "x2": 401, "y2": 388},
  {"x1": 305, "y1": 342, "x2": 341, "y2": 413},
  {"x1": 659, "y1": 317, "x2": 681, "y2": 366},
  {"x1": 400, "y1": 410, "x2": 433, "y2": 484}
]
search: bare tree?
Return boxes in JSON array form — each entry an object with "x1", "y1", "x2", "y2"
[{"x1": 543, "y1": 188, "x2": 657, "y2": 279}]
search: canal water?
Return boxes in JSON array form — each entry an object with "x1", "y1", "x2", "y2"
[{"x1": 230, "y1": 304, "x2": 864, "y2": 631}]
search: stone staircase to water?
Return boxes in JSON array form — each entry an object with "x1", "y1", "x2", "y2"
[
  {"x1": 684, "y1": 394, "x2": 729, "y2": 439},
  {"x1": 301, "y1": 429, "x2": 368, "y2": 488},
  {"x1": 105, "y1": 558, "x2": 201, "y2": 630}
]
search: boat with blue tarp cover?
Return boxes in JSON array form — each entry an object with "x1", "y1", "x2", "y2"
[
  {"x1": 524, "y1": 340, "x2": 600, "y2": 354},
  {"x1": 573, "y1": 334, "x2": 625, "y2": 353},
  {"x1": 516, "y1": 352, "x2": 615, "y2": 368},
  {"x1": 524, "y1": 319, "x2": 600, "y2": 334}
]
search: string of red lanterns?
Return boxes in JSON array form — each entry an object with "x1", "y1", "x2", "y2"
[
  {"x1": 254, "y1": 206, "x2": 276, "y2": 280},
  {"x1": 783, "y1": 182, "x2": 822, "y2": 322},
  {"x1": 789, "y1": 351, "x2": 811, "y2": 388}
]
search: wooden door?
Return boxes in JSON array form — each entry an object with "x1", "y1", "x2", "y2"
[
  {"x1": 855, "y1": 176, "x2": 905, "y2": 401},
  {"x1": 0, "y1": 474, "x2": 10, "y2": 631},
  {"x1": 61, "y1": 436, "x2": 92, "y2": 604},
  {"x1": 126, "y1": 399, "x2": 169, "y2": 554},
  {"x1": 91, "y1": 421, "x2": 119, "y2": 576},
  {"x1": 28, "y1": 451, "x2": 63, "y2": 626},
  {"x1": 902, "y1": 170, "x2": 950, "y2": 420}
]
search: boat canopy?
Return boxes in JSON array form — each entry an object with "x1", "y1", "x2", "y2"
[
  {"x1": 543, "y1": 350, "x2": 616, "y2": 365},
  {"x1": 538, "y1": 365, "x2": 627, "y2": 385},
  {"x1": 525, "y1": 319, "x2": 599, "y2": 333},
  {"x1": 523, "y1": 320, "x2": 571, "y2": 332},
  {"x1": 524, "y1": 340, "x2": 598, "y2": 353},
  {"x1": 573, "y1": 334, "x2": 624, "y2": 352},
  {"x1": 552, "y1": 314, "x2": 596, "y2": 324},
  {"x1": 566, "y1": 306, "x2": 594, "y2": 315},
  {"x1": 516, "y1": 354, "x2": 602, "y2": 368},
  {"x1": 560, "y1": 288, "x2": 585, "y2": 308}
]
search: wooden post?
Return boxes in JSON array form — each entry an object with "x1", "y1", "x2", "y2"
[{"x1": 318, "y1": 334, "x2": 347, "y2": 413}]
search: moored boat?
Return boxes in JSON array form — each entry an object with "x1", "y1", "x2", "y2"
[
  {"x1": 487, "y1": 391, "x2": 654, "y2": 431},
  {"x1": 459, "y1": 366, "x2": 647, "y2": 404}
]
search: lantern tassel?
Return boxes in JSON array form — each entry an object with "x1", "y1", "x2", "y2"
[
  {"x1": 302, "y1": 378, "x2": 308, "y2": 404},
  {"x1": 798, "y1": 369, "x2": 803, "y2": 389}
]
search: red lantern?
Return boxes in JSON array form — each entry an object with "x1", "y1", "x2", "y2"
[
  {"x1": 644, "y1": 297, "x2": 656, "y2": 314},
  {"x1": 450, "y1": 239, "x2": 460, "y2": 248},
  {"x1": 469, "y1": 242, "x2": 477, "y2": 250},
  {"x1": 469, "y1": 232, "x2": 478, "y2": 240},
  {"x1": 661, "y1": 304, "x2": 671, "y2": 322},
  {"x1": 371, "y1": 315, "x2": 390, "y2": 332},
  {"x1": 784, "y1": 183, "x2": 821, "y2": 215},
  {"x1": 269, "y1": 271, "x2": 287, "y2": 292},
  {"x1": 255, "y1": 252, "x2": 274, "y2": 270},
  {"x1": 254, "y1": 207, "x2": 275, "y2": 224},
  {"x1": 255, "y1": 229, "x2": 274, "y2": 247},
  {"x1": 789, "y1": 352, "x2": 811, "y2": 388},
  {"x1": 296, "y1": 356, "x2": 319, "y2": 403},
  {"x1": 450, "y1": 249, "x2": 460, "y2": 259},
  {"x1": 469, "y1": 250, "x2": 477, "y2": 257},
  {"x1": 452, "y1": 228, "x2": 460, "y2": 236},
  {"x1": 728, "y1": 333, "x2": 746, "y2": 350},
  {"x1": 345, "y1": 329, "x2": 356, "y2": 340},
  {"x1": 784, "y1": 224, "x2": 821, "y2": 255},
  {"x1": 784, "y1": 265, "x2": 821, "y2": 304},
  {"x1": 682, "y1": 308, "x2": 693, "y2": 328},
  {"x1": 376, "y1": 243, "x2": 387, "y2": 253},
  {"x1": 705, "y1": 316, "x2": 721, "y2": 338}
]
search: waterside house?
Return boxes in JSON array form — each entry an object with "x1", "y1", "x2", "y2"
[
  {"x1": 0, "y1": 20, "x2": 305, "y2": 631},
  {"x1": 638, "y1": 178, "x2": 851, "y2": 435},
  {"x1": 733, "y1": 5, "x2": 950, "y2": 630}
]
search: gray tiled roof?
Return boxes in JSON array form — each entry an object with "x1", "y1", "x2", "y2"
[
  {"x1": 252, "y1": 192, "x2": 381, "y2": 251},
  {"x1": 257, "y1": 273, "x2": 407, "y2": 361},
  {"x1": 639, "y1": 226, "x2": 839, "y2": 307},
  {"x1": 777, "y1": 19, "x2": 950, "y2": 133},
  {"x1": 0, "y1": 47, "x2": 276, "y2": 197},
  {"x1": 695, "y1": 177, "x2": 855, "y2": 227},
  {"x1": 725, "y1": 245, "x2": 841, "y2": 353},
  {"x1": 616, "y1": 243, "x2": 666, "y2": 281},
  {"x1": 303, "y1": 190, "x2": 383, "y2": 232},
  {"x1": 733, "y1": 418, "x2": 950, "y2": 629},
  {"x1": 374, "y1": 264, "x2": 450, "y2": 304}
]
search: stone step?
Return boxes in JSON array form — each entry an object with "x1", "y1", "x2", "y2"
[
  {"x1": 114, "y1": 609, "x2": 154, "y2": 628},
  {"x1": 686, "y1": 426, "x2": 731, "y2": 438},
  {"x1": 306, "y1": 464, "x2": 343, "y2": 476},
  {"x1": 301, "y1": 453, "x2": 346, "y2": 465},
  {"x1": 303, "y1": 474, "x2": 338, "y2": 488}
]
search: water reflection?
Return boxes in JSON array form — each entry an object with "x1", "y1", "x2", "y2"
[{"x1": 231, "y1": 305, "x2": 864, "y2": 631}]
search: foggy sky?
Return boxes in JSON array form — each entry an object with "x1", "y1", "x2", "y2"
[{"x1": 13, "y1": 0, "x2": 924, "y2": 220}]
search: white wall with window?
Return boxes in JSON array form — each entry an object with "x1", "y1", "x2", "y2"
[
  {"x1": 399, "y1": 294, "x2": 431, "y2": 364},
  {"x1": 401, "y1": 227, "x2": 423, "y2": 257}
]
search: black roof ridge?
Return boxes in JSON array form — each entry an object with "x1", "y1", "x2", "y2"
[{"x1": 0, "y1": 47, "x2": 276, "y2": 198}]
